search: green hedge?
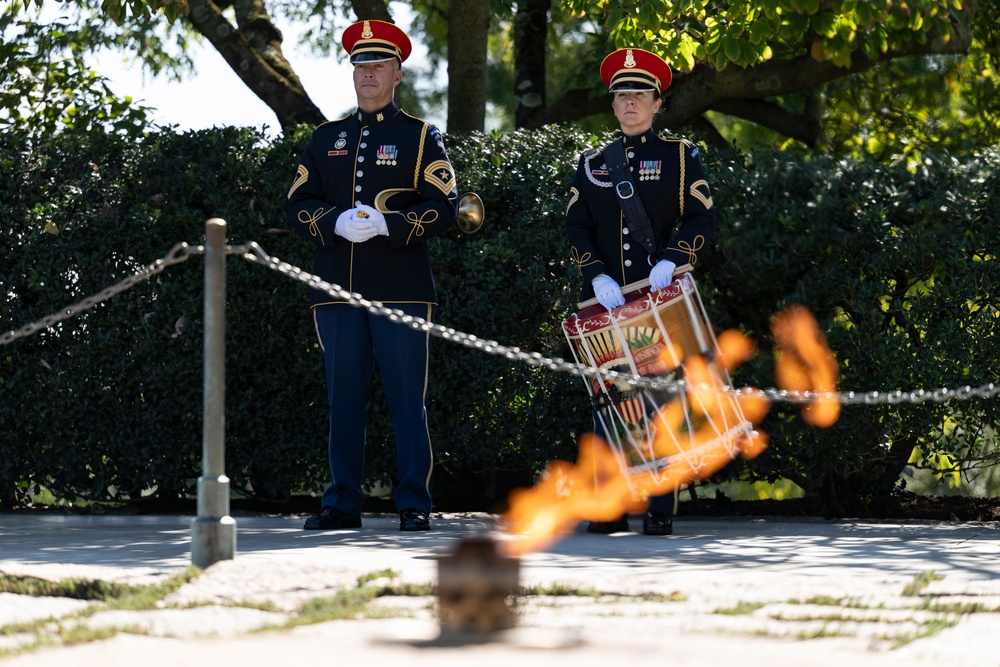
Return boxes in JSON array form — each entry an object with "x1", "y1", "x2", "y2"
[
  {"x1": 2, "y1": 126, "x2": 998, "y2": 512},
  {"x1": 699, "y1": 148, "x2": 1000, "y2": 511}
]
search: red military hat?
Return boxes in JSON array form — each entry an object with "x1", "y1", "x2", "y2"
[
  {"x1": 342, "y1": 19, "x2": 412, "y2": 64},
  {"x1": 600, "y1": 48, "x2": 672, "y2": 95}
]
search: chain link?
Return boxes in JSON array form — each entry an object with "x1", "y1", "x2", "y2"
[{"x1": 5, "y1": 239, "x2": 998, "y2": 408}]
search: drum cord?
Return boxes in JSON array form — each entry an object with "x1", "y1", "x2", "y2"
[{"x1": 3, "y1": 239, "x2": 998, "y2": 409}]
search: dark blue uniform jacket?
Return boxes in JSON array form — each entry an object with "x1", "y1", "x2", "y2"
[
  {"x1": 286, "y1": 101, "x2": 459, "y2": 306},
  {"x1": 565, "y1": 128, "x2": 716, "y2": 302}
]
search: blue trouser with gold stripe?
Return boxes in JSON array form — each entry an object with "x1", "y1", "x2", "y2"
[{"x1": 314, "y1": 302, "x2": 434, "y2": 517}]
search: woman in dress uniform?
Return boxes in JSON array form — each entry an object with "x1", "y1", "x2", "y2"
[{"x1": 565, "y1": 47, "x2": 717, "y2": 536}]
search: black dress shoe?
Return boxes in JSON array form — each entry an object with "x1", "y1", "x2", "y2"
[
  {"x1": 399, "y1": 508, "x2": 431, "y2": 532},
  {"x1": 303, "y1": 506, "x2": 362, "y2": 530},
  {"x1": 642, "y1": 511, "x2": 673, "y2": 536},
  {"x1": 586, "y1": 516, "x2": 629, "y2": 534}
]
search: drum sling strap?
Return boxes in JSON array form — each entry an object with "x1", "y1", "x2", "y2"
[{"x1": 604, "y1": 137, "x2": 660, "y2": 262}]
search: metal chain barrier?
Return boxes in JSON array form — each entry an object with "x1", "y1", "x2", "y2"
[
  {"x1": 1, "y1": 242, "x2": 203, "y2": 346},
  {"x1": 4, "y1": 239, "x2": 998, "y2": 408},
  {"x1": 237, "y1": 242, "x2": 999, "y2": 407}
]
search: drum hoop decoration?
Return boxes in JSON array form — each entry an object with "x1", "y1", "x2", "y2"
[{"x1": 564, "y1": 271, "x2": 695, "y2": 339}]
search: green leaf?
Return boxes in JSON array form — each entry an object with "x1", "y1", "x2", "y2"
[
  {"x1": 811, "y1": 12, "x2": 837, "y2": 38},
  {"x1": 749, "y1": 18, "x2": 769, "y2": 45},
  {"x1": 725, "y1": 35, "x2": 742, "y2": 63},
  {"x1": 887, "y1": 7, "x2": 909, "y2": 31}
]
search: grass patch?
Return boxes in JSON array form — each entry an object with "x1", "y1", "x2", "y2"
[
  {"x1": 292, "y1": 588, "x2": 373, "y2": 625},
  {"x1": 367, "y1": 582, "x2": 436, "y2": 597},
  {"x1": 517, "y1": 583, "x2": 683, "y2": 602},
  {"x1": 917, "y1": 600, "x2": 1000, "y2": 614},
  {"x1": 100, "y1": 567, "x2": 201, "y2": 611},
  {"x1": 0, "y1": 575, "x2": 143, "y2": 601},
  {"x1": 796, "y1": 623, "x2": 849, "y2": 640},
  {"x1": 356, "y1": 569, "x2": 399, "y2": 586},
  {"x1": 888, "y1": 617, "x2": 960, "y2": 648},
  {"x1": 714, "y1": 601, "x2": 766, "y2": 615},
  {"x1": 286, "y1": 569, "x2": 436, "y2": 627},
  {"x1": 903, "y1": 571, "x2": 943, "y2": 597},
  {"x1": 518, "y1": 583, "x2": 602, "y2": 597},
  {"x1": 0, "y1": 567, "x2": 201, "y2": 657},
  {"x1": 58, "y1": 623, "x2": 138, "y2": 646},
  {"x1": 788, "y1": 596, "x2": 871, "y2": 609},
  {"x1": 0, "y1": 566, "x2": 201, "y2": 656},
  {"x1": 0, "y1": 567, "x2": 200, "y2": 608}
]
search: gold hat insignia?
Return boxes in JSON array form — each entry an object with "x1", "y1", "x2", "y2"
[
  {"x1": 361, "y1": 21, "x2": 373, "y2": 39},
  {"x1": 624, "y1": 49, "x2": 636, "y2": 68}
]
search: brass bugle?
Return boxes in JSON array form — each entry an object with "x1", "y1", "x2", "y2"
[
  {"x1": 456, "y1": 191, "x2": 484, "y2": 234},
  {"x1": 373, "y1": 188, "x2": 484, "y2": 234}
]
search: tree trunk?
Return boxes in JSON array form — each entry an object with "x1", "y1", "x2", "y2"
[
  {"x1": 512, "y1": 0, "x2": 550, "y2": 129},
  {"x1": 446, "y1": 0, "x2": 490, "y2": 132},
  {"x1": 881, "y1": 433, "x2": 920, "y2": 493}
]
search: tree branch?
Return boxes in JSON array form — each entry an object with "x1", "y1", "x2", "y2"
[
  {"x1": 524, "y1": 22, "x2": 975, "y2": 137},
  {"x1": 185, "y1": 0, "x2": 325, "y2": 129},
  {"x1": 520, "y1": 87, "x2": 609, "y2": 128},
  {"x1": 709, "y1": 98, "x2": 823, "y2": 147},
  {"x1": 348, "y1": 0, "x2": 392, "y2": 22},
  {"x1": 664, "y1": 24, "x2": 977, "y2": 129}
]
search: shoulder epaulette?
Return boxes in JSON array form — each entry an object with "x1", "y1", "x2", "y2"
[
  {"x1": 656, "y1": 134, "x2": 694, "y2": 147},
  {"x1": 399, "y1": 109, "x2": 432, "y2": 127},
  {"x1": 314, "y1": 113, "x2": 352, "y2": 131}
]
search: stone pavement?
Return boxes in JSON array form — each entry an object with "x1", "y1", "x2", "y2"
[{"x1": 1, "y1": 512, "x2": 998, "y2": 666}]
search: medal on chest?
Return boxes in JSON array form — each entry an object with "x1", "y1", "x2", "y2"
[
  {"x1": 377, "y1": 145, "x2": 398, "y2": 166},
  {"x1": 638, "y1": 160, "x2": 661, "y2": 181}
]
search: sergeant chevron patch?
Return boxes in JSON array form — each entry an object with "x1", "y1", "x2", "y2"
[
  {"x1": 287, "y1": 164, "x2": 308, "y2": 199},
  {"x1": 690, "y1": 179, "x2": 714, "y2": 209},
  {"x1": 424, "y1": 160, "x2": 456, "y2": 195},
  {"x1": 566, "y1": 187, "x2": 579, "y2": 214}
]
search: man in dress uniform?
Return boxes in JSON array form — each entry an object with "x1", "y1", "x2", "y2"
[
  {"x1": 285, "y1": 19, "x2": 458, "y2": 532},
  {"x1": 565, "y1": 47, "x2": 716, "y2": 536}
]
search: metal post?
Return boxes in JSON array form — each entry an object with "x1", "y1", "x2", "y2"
[{"x1": 191, "y1": 218, "x2": 236, "y2": 568}]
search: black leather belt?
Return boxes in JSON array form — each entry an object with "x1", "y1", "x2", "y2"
[{"x1": 604, "y1": 138, "x2": 659, "y2": 261}]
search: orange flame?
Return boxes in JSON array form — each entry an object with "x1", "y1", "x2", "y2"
[
  {"x1": 502, "y1": 434, "x2": 644, "y2": 554},
  {"x1": 502, "y1": 328, "x2": 766, "y2": 556},
  {"x1": 501, "y1": 306, "x2": 839, "y2": 556},
  {"x1": 772, "y1": 305, "x2": 840, "y2": 427}
]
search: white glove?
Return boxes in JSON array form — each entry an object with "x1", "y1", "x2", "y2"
[
  {"x1": 592, "y1": 274, "x2": 625, "y2": 310},
  {"x1": 335, "y1": 207, "x2": 377, "y2": 243},
  {"x1": 649, "y1": 259, "x2": 677, "y2": 291},
  {"x1": 354, "y1": 204, "x2": 387, "y2": 236}
]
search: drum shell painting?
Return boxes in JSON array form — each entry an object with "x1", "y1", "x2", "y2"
[
  {"x1": 562, "y1": 271, "x2": 742, "y2": 473},
  {"x1": 563, "y1": 272, "x2": 711, "y2": 390}
]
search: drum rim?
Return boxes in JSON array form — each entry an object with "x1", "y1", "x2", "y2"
[{"x1": 575, "y1": 263, "x2": 694, "y2": 311}]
